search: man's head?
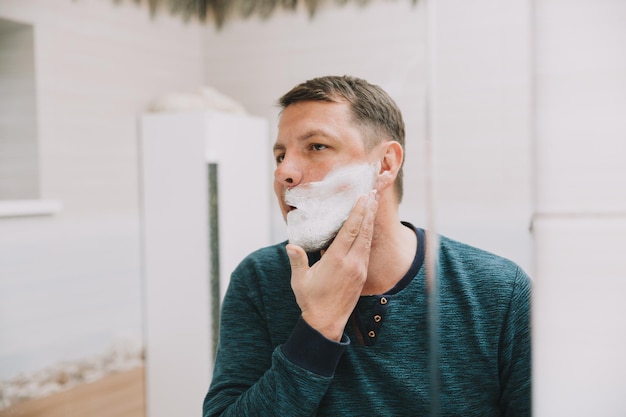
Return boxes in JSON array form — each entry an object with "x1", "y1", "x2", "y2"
[
  {"x1": 278, "y1": 75, "x2": 406, "y2": 202},
  {"x1": 273, "y1": 75, "x2": 406, "y2": 251}
]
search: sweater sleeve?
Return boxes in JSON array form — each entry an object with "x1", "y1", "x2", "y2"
[
  {"x1": 498, "y1": 266, "x2": 532, "y2": 417},
  {"x1": 281, "y1": 318, "x2": 349, "y2": 377},
  {"x1": 202, "y1": 264, "x2": 347, "y2": 417}
]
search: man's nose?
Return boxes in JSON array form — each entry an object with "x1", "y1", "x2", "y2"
[{"x1": 274, "y1": 155, "x2": 302, "y2": 187}]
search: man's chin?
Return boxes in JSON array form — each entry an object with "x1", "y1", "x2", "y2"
[{"x1": 288, "y1": 229, "x2": 339, "y2": 253}]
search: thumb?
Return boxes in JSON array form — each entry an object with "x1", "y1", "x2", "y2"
[{"x1": 285, "y1": 244, "x2": 308, "y2": 275}]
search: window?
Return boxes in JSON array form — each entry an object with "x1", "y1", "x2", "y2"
[
  {"x1": 0, "y1": 18, "x2": 38, "y2": 200},
  {"x1": 0, "y1": 18, "x2": 60, "y2": 217}
]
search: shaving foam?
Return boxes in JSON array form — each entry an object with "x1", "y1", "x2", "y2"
[{"x1": 284, "y1": 163, "x2": 378, "y2": 251}]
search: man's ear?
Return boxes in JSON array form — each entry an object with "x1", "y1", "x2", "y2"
[{"x1": 375, "y1": 141, "x2": 403, "y2": 192}]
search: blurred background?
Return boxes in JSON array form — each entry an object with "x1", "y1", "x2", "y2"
[{"x1": 0, "y1": 0, "x2": 624, "y2": 416}]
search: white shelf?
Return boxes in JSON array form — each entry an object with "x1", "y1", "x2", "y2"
[{"x1": 0, "y1": 199, "x2": 62, "y2": 218}]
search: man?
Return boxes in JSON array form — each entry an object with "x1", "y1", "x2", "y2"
[{"x1": 203, "y1": 75, "x2": 531, "y2": 416}]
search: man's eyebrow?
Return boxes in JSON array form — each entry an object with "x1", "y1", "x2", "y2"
[
  {"x1": 273, "y1": 143, "x2": 285, "y2": 153},
  {"x1": 273, "y1": 129, "x2": 334, "y2": 153},
  {"x1": 301, "y1": 129, "x2": 332, "y2": 141}
]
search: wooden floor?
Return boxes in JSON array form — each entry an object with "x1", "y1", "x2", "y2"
[{"x1": 0, "y1": 367, "x2": 145, "y2": 417}]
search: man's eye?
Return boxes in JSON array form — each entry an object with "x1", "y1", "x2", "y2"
[
  {"x1": 275, "y1": 154, "x2": 285, "y2": 164},
  {"x1": 311, "y1": 144, "x2": 327, "y2": 151}
]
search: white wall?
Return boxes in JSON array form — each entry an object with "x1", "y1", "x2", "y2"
[
  {"x1": 433, "y1": 0, "x2": 532, "y2": 269},
  {"x1": 0, "y1": 0, "x2": 205, "y2": 379},
  {"x1": 532, "y1": 0, "x2": 626, "y2": 415}
]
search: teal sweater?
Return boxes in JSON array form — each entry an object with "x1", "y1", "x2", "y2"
[{"x1": 203, "y1": 225, "x2": 531, "y2": 416}]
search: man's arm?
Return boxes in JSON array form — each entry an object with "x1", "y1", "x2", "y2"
[{"x1": 202, "y1": 275, "x2": 340, "y2": 417}]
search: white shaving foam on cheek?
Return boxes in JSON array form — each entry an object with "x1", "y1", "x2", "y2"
[{"x1": 284, "y1": 163, "x2": 378, "y2": 252}]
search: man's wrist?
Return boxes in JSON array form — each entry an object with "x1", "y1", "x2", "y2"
[
  {"x1": 301, "y1": 313, "x2": 345, "y2": 342},
  {"x1": 281, "y1": 317, "x2": 350, "y2": 377}
]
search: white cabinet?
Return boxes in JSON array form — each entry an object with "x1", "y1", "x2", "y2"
[{"x1": 140, "y1": 111, "x2": 271, "y2": 417}]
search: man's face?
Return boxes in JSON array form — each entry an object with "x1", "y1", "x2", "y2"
[{"x1": 273, "y1": 100, "x2": 379, "y2": 251}]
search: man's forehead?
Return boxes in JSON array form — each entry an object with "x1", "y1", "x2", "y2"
[{"x1": 279, "y1": 100, "x2": 351, "y2": 125}]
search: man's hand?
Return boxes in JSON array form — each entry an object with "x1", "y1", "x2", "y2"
[{"x1": 286, "y1": 190, "x2": 378, "y2": 341}]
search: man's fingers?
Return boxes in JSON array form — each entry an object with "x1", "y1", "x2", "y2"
[
  {"x1": 331, "y1": 190, "x2": 378, "y2": 255},
  {"x1": 351, "y1": 190, "x2": 377, "y2": 253}
]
